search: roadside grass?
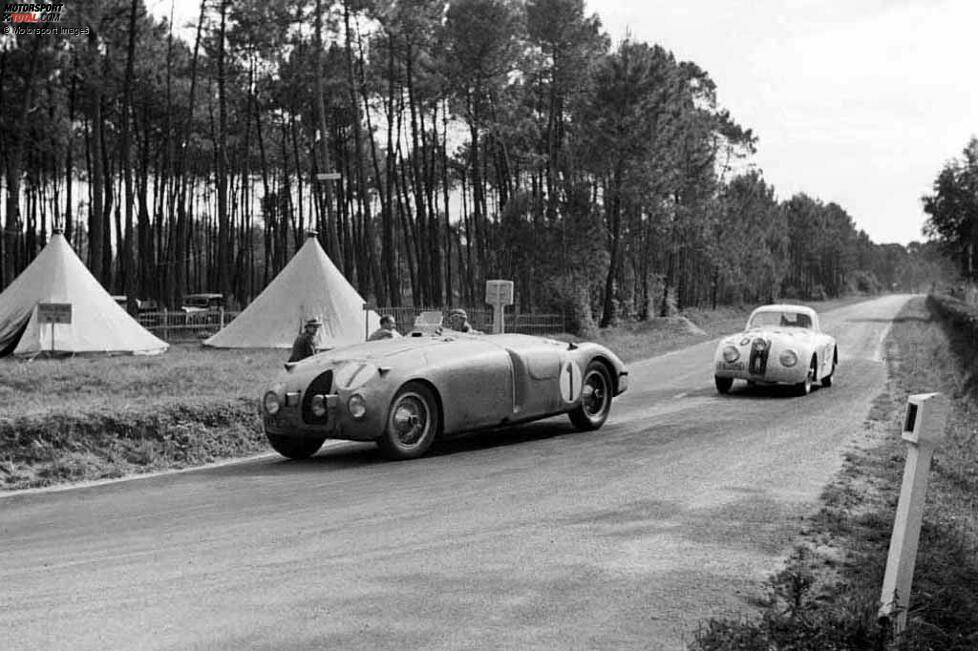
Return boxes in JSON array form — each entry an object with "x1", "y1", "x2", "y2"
[
  {"x1": 690, "y1": 296, "x2": 978, "y2": 650},
  {"x1": 0, "y1": 345, "x2": 285, "y2": 490},
  {"x1": 0, "y1": 293, "x2": 881, "y2": 491}
]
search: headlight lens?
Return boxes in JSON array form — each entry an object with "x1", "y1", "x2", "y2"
[
  {"x1": 311, "y1": 394, "x2": 327, "y2": 417},
  {"x1": 779, "y1": 350, "x2": 798, "y2": 367},
  {"x1": 722, "y1": 346, "x2": 740, "y2": 362},
  {"x1": 263, "y1": 391, "x2": 281, "y2": 415},
  {"x1": 348, "y1": 393, "x2": 367, "y2": 420}
]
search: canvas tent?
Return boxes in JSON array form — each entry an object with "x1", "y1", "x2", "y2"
[
  {"x1": 0, "y1": 232, "x2": 168, "y2": 356},
  {"x1": 204, "y1": 234, "x2": 380, "y2": 349}
]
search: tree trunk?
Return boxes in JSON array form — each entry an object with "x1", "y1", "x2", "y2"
[{"x1": 121, "y1": 0, "x2": 138, "y2": 310}]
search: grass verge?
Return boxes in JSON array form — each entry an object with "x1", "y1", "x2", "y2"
[
  {"x1": 0, "y1": 345, "x2": 284, "y2": 490},
  {"x1": 690, "y1": 296, "x2": 978, "y2": 650}
]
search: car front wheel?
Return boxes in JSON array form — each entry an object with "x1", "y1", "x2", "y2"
[
  {"x1": 821, "y1": 348, "x2": 837, "y2": 388},
  {"x1": 795, "y1": 357, "x2": 816, "y2": 396},
  {"x1": 569, "y1": 361, "x2": 613, "y2": 430},
  {"x1": 715, "y1": 376, "x2": 733, "y2": 394},
  {"x1": 378, "y1": 382, "x2": 441, "y2": 460},
  {"x1": 267, "y1": 433, "x2": 326, "y2": 460}
]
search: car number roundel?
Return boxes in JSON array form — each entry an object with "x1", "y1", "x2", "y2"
[{"x1": 559, "y1": 360, "x2": 584, "y2": 403}]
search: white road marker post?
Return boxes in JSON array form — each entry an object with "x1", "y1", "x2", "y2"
[{"x1": 878, "y1": 392, "x2": 949, "y2": 638}]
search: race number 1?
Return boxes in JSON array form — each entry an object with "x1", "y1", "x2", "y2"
[{"x1": 559, "y1": 361, "x2": 583, "y2": 403}]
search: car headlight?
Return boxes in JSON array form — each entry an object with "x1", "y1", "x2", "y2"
[
  {"x1": 348, "y1": 393, "x2": 367, "y2": 420},
  {"x1": 779, "y1": 350, "x2": 798, "y2": 367},
  {"x1": 263, "y1": 391, "x2": 281, "y2": 415},
  {"x1": 722, "y1": 346, "x2": 740, "y2": 363},
  {"x1": 311, "y1": 394, "x2": 327, "y2": 417}
]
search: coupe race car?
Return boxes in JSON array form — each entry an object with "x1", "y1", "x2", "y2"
[
  {"x1": 713, "y1": 304, "x2": 837, "y2": 396},
  {"x1": 260, "y1": 331, "x2": 629, "y2": 461}
]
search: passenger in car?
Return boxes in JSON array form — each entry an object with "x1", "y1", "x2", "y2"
[
  {"x1": 446, "y1": 309, "x2": 482, "y2": 334},
  {"x1": 368, "y1": 315, "x2": 400, "y2": 341}
]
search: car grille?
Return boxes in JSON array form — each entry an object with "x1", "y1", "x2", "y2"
[
  {"x1": 748, "y1": 338, "x2": 770, "y2": 375},
  {"x1": 301, "y1": 370, "x2": 333, "y2": 425}
]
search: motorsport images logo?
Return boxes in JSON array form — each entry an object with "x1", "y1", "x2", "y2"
[{"x1": 2, "y1": 2, "x2": 65, "y2": 23}]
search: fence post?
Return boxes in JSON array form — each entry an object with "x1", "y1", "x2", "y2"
[
  {"x1": 879, "y1": 392, "x2": 949, "y2": 638},
  {"x1": 163, "y1": 307, "x2": 169, "y2": 341}
]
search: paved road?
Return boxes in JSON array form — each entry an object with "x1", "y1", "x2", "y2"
[{"x1": 0, "y1": 295, "x2": 910, "y2": 650}]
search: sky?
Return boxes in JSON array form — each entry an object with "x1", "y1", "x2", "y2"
[
  {"x1": 585, "y1": 0, "x2": 978, "y2": 245},
  {"x1": 148, "y1": 0, "x2": 978, "y2": 246}
]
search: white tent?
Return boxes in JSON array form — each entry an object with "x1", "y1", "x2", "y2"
[
  {"x1": 204, "y1": 234, "x2": 380, "y2": 349},
  {"x1": 0, "y1": 232, "x2": 168, "y2": 356}
]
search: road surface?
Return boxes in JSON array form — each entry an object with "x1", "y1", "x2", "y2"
[{"x1": 0, "y1": 295, "x2": 910, "y2": 650}]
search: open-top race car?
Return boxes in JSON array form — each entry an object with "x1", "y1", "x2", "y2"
[
  {"x1": 259, "y1": 330, "x2": 629, "y2": 461},
  {"x1": 713, "y1": 304, "x2": 837, "y2": 396}
]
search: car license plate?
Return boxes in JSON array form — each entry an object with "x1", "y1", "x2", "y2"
[{"x1": 717, "y1": 361, "x2": 744, "y2": 371}]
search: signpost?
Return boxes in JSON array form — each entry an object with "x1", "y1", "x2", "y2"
[
  {"x1": 37, "y1": 302, "x2": 72, "y2": 354},
  {"x1": 485, "y1": 280, "x2": 514, "y2": 334},
  {"x1": 879, "y1": 392, "x2": 949, "y2": 637}
]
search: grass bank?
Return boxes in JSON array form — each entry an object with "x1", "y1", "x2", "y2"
[
  {"x1": 0, "y1": 294, "x2": 877, "y2": 492},
  {"x1": 691, "y1": 295, "x2": 978, "y2": 650},
  {"x1": 0, "y1": 345, "x2": 284, "y2": 490}
]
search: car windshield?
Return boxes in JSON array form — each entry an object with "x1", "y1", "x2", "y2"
[{"x1": 748, "y1": 310, "x2": 813, "y2": 330}]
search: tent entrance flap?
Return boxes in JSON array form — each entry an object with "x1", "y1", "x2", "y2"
[{"x1": 0, "y1": 315, "x2": 31, "y2": 357}]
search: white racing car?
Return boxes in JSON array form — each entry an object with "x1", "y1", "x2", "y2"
[{"x1": 713, "y1": 304, "x2": 837, "y2": 396}]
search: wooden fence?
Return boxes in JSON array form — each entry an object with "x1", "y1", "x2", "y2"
[
  {"x1": 137, "y1": 307, "x2": 566, "y2": 342},
  {"x1": 137, "y1": 309, "x2": 238, "y2": 342}
]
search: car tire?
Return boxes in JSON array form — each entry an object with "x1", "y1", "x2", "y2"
[
  {"x1": 569, "y1": 361, "x2": 613, "y2": 430},
  {"x1": 377, "y1": 382, "x2": 440, "y2": 460},
  {"x1": 795, "y1": 356, "x2": 816, "y2": 396},
  {"x1": 715, "y1": 376, "x2": 733, "y2": 394},
  {"x1": 266, "y1": 433, "x2": 326, "y2": 460},
  {"x1": 821, "y1": 348, "x2": 837, "y2": 388}
]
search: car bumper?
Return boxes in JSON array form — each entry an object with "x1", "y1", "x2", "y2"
[
  {"x1": 714, "y1": 361, "x2": 807, "y2": 385},
  {"x1": 262, "y1": 392, "x2": 384, "y2": 441}
]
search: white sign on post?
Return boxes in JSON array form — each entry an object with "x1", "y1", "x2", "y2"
[
  {"x1": 315, "y1": 172, "x2": 341, "y2": 181},
  {"x1": 485, "y1": 280, "x2": 514, "y2": 334},
  {"x1": 38, "y1": 303, "x2": 72, "y2": 324},
  {"x1": 37, "y1": 303, "x2": 72, "y2": 353}
]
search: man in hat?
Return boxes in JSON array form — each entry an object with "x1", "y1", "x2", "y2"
[
  {"x1": 446, "y1": 308, "x2": 481, "y2": 334},
  {"x1": 289, "y1": 318, "x2": 322, "y2": 362}
]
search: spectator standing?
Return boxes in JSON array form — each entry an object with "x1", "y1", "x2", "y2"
[{"x1": 289, "y1": 318, "x2": 322, "y2": 362}]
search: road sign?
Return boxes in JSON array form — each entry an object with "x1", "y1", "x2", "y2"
[
  {"x1": 485, "y1": 280, "x2": 514, "y2": 334},
  {"x1": 38, "y1": 303, "x2": 72, "y2": 324},
  {"x1": 315, "y1": 172, "x2": 341, "y2": 181},
  {"x1": 485, "y1": 280, "x2": 514, "y2": 306}
]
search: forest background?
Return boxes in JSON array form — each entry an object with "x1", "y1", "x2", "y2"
[{"x1": 0, "y1": 0, "x2": 967, "y2": 335}]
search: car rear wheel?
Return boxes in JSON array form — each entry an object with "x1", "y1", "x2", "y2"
[
  {"x1": 569, "y1": 361, "x2": 612, "y2": 430},
  {"x1": 821, "y1": 348, "x2": 837, "y2": 388},
  {"x1": 378, "y1": 382, "x2": 440, "y2": 460},
  {"x1": 266, "y1": 433, "x2": 326, "y2": 460},
  {"x1": 795, "y1": 356, "x2": 816, "y2": 396},
  {"x1": 715, "y1": 376, "x2": 733, "y2": 394}
]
